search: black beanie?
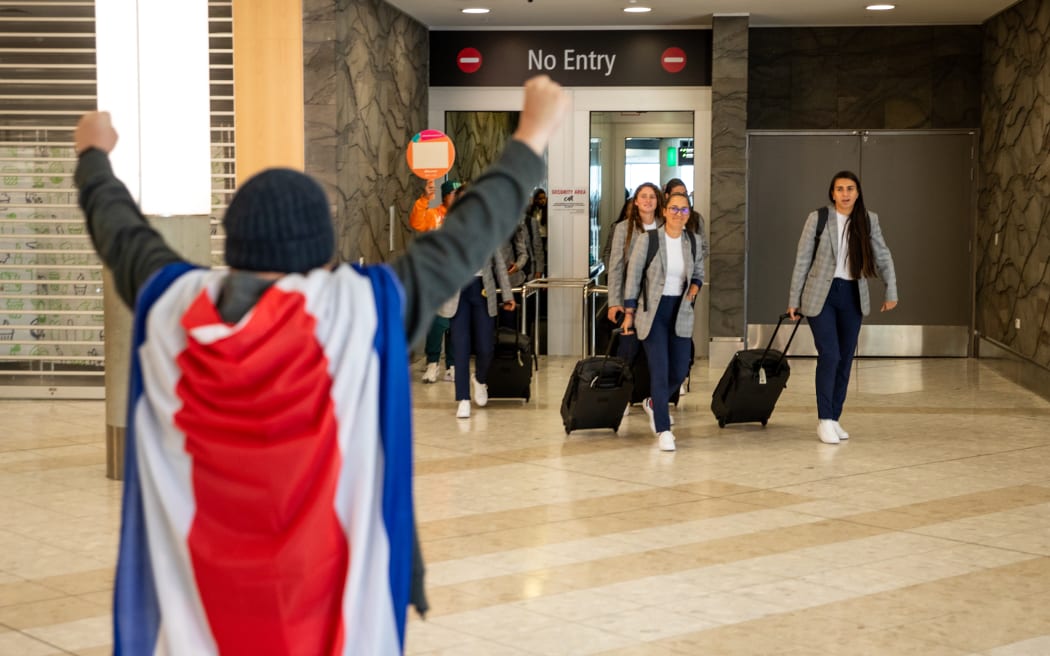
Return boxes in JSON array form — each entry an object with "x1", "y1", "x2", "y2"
[{"x1": 222, "y1": 168, "x2": 335, "y2": 273}]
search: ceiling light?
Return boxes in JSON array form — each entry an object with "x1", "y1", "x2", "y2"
[
  {"x1": 866, "y1": 4, "x2": 895, "y2": 10},
  {"x1": 624, "y1": 6, "x2": 652, "y2": 13},
  {"x1": 461, "y1": 7, "x2": 489, "y2": 14}
]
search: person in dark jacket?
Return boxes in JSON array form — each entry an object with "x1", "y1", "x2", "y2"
[{"x1": 74, "y1": 75, "x2": 568, "y2": 656}]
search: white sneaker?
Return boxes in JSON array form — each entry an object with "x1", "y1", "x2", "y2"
[
  {"x1": 443, "y1": 366, "x2": 455, "y2": 382},
  {"x1": 422, "y1": 362, "x2": 439, "y2": 383},
  {"x1": 472, "y1": 375, "x2": 488, "y2": 407},
  {"x1": 832, "y1": 421, "x2": 849, "y2": 440},
  {"x1": 658, "y1": 431, "x2": 676, "y2": 452},
  {"x1": 642, "y1": 398, "x2": 656, "y2": 434},
  {"x1": 456, "y1": 400, "x2": 471, "y2": 419},
  {"x1": 817, "y1": 420, "x2": 840, "y2": 444}
]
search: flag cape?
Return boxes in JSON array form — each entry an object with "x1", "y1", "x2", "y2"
[{"x1": 113, "y1": 263, "x2": 413, "y2": 655}]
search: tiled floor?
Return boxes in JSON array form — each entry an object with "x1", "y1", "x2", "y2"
[{"x1": 2, "y1": 356, "x2": 1050, "y2": 654}]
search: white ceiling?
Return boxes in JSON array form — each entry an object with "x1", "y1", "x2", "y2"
[{"x1": 387, "y1": 0, "x2": 1019, "y2": 29}]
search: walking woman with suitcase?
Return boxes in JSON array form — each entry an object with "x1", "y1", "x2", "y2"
[
  {"x1": 606, "y1": 183, "x2": 664, "y2": 364},
  {"x1": 621, "y1": 191, "x2": 704, "y2": 452},
  {"x1": 787, "y1": 170, "x2": 899, "y2": 444}
]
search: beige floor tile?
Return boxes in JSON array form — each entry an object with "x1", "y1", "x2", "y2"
[
  {"x1": 34, "y1": 569, "x2": 113, "y2": 596},
  {"x1": 2, "y1": 357, "x2": 1050, "y2": 653},
  {"x1": 593, "y1": 644, "x2": 692, "y2": 656},
  {"x1": 0, "y1": 594, "x2": 107, "y2": 630},
  {"x1": 985, "y1": 635, "x2": 1050, "y2": 655},
  {"x1": 511, "y1": 588, "x2": 644, "y2": 622},
  {"x1": 23, "y1": 615, "x2": 111, "y2": 652},
  {"x1": 0, "y1": 580, "x2": 67, "y2": 608},
  {"x1": 579, "y1": 605, "x2": 718, "y2": 642},
  {"x1": 512, "y1": 622, "x2": 639, "y2": 655},
  {"x1": 0, "y1": 630, "x2": 67, "y2": 656}
]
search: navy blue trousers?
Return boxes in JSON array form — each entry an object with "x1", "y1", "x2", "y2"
[
  {"x1": 451, "y1": 277, "x2": 495, "y2": 401},
  {"x1": 807, "y1": 278, "x2": 863, "y2": 420},
  {"x1": 642, "y1": 295, "x2": 692, "y2": 433}
]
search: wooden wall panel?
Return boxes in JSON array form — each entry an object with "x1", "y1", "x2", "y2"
[{"x1": 232, "y1": 0, "x2": 305, "y2": 182}]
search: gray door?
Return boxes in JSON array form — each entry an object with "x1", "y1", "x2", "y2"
[{"x1": 746, "y1": 131, "x2": 975, "y2": 357}]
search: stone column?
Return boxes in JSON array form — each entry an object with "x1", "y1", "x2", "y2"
[
  {"x1": 708, "y1": 15, "x2": 749, "y2": 368},
  {"x1": 105, "y1": 216, "x2": 211, "y2": 479}
]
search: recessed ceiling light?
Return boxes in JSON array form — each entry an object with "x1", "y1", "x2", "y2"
[
  {"x1": 461, "y1": 7, "x2": 489, "y2": 14},
  {"x1": 866, "y1": 4, "x2": 896, "y2": 10},
  {"x1": 624, "y1": 6, "x2": 652, "y2": 13}
]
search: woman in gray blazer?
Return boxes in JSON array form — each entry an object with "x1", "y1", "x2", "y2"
[
  {"x1": 622, "y1": 191, "x2": 704, "y2": 452},
  {"x1": 450, "y1": 185, "x2": 518, "y2": 420},
  {"x1": 606, "y1": 182, "x2": 663, "y2": 364},
  {"x1": 787, "y1": 170, "x2": 898, "y2": 444}
]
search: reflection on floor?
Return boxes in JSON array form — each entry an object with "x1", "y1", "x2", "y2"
[{"x1": 2, "y1": 357, "x2": 1050, "y2": 655}]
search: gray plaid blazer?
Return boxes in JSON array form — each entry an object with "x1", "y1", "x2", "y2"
[
  {"x1": 623, "y1": 230, "x2": 705, "y2": 340},
  {"x1": 788, "y1": 206, "x2": 898, "y2": 317}
]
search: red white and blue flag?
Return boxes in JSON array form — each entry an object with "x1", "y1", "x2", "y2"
[{"x1": 113, "y1": 262, "x2": 414, "y2": 655}]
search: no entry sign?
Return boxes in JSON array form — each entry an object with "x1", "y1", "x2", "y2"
[
  {"x1": 457, "y1": 47, "x2": 482, "y2": 74},
  {"x1": 432, "y1": 31, "x2": 711, "y2": 86},
  {"x1": 661, "y1": 47, "x2": 686, "y2": 73}
]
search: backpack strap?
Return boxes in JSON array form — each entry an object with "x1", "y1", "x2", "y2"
[
  {"x1": 638, "y1": 232, "x2": 660, "y2": 312},
  {"x1": 811, "y1": 207, "x2": 828, "y2": 270},
  {"x1": 639, "y1": 230, "x2": 699, "y2": 312}
]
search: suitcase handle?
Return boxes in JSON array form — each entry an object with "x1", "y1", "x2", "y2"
[
  {"x1": 759, "y1": 313, "x2": 804, "y2": 373},
  {"x1": 591, "y1": 328, "x2": 629, "y2": 387}
]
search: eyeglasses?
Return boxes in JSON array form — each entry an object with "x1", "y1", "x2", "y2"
[{"x1": 667, "y1": 207, "x2": 690, "y2": 216}]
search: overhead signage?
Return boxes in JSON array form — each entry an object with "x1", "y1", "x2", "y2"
[{"x1": 431, "y1": 30, "x2": 712, "y2": 87}]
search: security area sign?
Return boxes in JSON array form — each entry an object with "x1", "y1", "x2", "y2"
[{"x1": 431, "y1": 30, "x2": 712, "y2": 87}]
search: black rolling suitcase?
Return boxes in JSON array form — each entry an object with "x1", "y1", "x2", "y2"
[
  {"x1": 711, "y1": 313, "x2": 802, "y2": 428},
  {"x1": 485, "y1": 326, "x2": 534, "y2": 401},
  {"x1": 561, "y1": 330, "x2": 634, "y2": 433}
]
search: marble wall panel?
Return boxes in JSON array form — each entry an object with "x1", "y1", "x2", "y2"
[
  {"x1": 304, "y1": 0, "x2": 338, "y2": 199},
  {"x1": 305, "y1": 0, "x2": 427, "y2": 265},
  {"x1": 445, "y1": 111, "x2": 519, "y2": 185},
  {"x1": 979, "y1": 0, "x2": 1050, "y2": 367},
  {"x1": 749, "y1": 26, "x2": 982, "y2": 130},
  {"x1": 708, "y1": 253, "x2": 745, "y2": 338},
  {"x1": 709, "y1": 15, "x2": 749, "y2": 338}
]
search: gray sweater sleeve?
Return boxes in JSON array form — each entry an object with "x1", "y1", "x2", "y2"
[
  {"x1": 391, "y1": 139, "x2": 544, "y2": 344},
  {"x1": 74, "y1": 149, "x2": 184, "y2": 308}
]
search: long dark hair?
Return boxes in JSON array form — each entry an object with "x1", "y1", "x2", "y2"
[
  {"x1": 624, "y1": 182, "x2": 664, "y2": 262},
  {"x1": 828, "y1": 170, "x2": 877, "y2": 279},
  {"x1": 528, "y1": 188, "x2": 547, "y2": 225}
]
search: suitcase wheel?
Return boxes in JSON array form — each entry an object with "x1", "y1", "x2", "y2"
[
  {"x1": 718, "y1": 419, "x2": 726, "y2": 428},
  {"x1": 761, "y1": 419, "x2": 768, "y2": 427}
]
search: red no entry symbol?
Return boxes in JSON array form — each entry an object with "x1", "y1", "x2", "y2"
[
  {"x1": 661, "y1": 47, "x2": 686, "y2": 73},
  {"x1": 457, "y1": 47, "x2": 482, "y2": 74}
]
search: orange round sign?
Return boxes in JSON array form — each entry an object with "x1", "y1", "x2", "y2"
[{"x1": 406, "y1": 130, "x2": 456, "y2": 180}]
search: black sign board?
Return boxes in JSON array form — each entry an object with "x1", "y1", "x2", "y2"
[{"x1": 431, "y1": 30, "x2": 712, "y2": 87}]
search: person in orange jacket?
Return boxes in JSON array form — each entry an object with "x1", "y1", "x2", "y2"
[
  {"x1": 413, "y1": 178, "x2": 461, "y2": 382},
  {"x1": 410, "y1": 179, "x2": 460, "y2": 232}
]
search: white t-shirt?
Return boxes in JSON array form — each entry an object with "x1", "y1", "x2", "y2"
[
  {"x1": 834, "y1": 211, "x2": 853, "y2": 280},
  {"x1": 662, "y1": 234, "x2": 686, "y2": 296}
]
